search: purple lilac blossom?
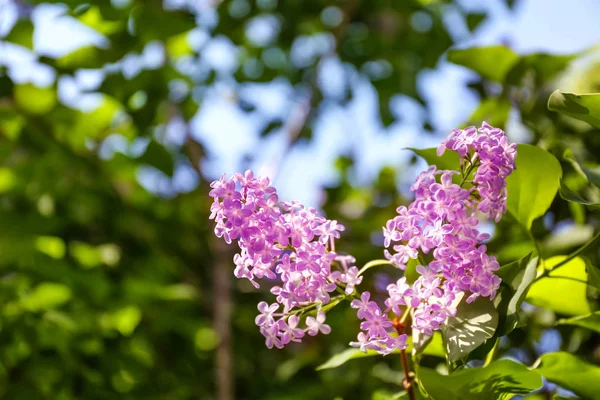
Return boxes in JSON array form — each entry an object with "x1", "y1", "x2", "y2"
[
  {"x1": 209, "y1": 170, "x2": 350, "y2": 349},
  {"x1": 353, "y1": 122, "x2": 516, "y2": 345}
]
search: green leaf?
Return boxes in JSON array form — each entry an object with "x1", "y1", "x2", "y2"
[
  {"x1": 406, "y1": 147, "x2": 460, "y2": 171},
  {"x1": 5, "y1": 20, "x2": 34, "y2": 49},
  {"x1": 557, "y1": 311, "x2": 600, "y2": 333},
  {"x1": 0, "y1": 168, "x2": 16, "y2": 193},
  {"x1": 506, "y1": 144, "x2": 562, "y2": 230},
  {"x1": 100, "y1": 306, "x2": 142, "y2": 336},
  {"x1": 443, "y1": 295, "x2": 498, "y2": 362},
  {"x1": 419, "y1": 359, "x2": 543, "y2": 400},
  {"x1": 447, "y1": 46, "x2": 520, "y2": 82},
  {"x1": 495, "y1": 254, "x2": 538, "y2": 335},
  {"x1": 506, "y1": 53, "x2": 576, "y2": 86},
  {"x1": 316, "y1": 348, "x2": 379, "y2": 371},
  {"x1": 317, "y1": 331, "x2": 445, "y2": 371},
  {"x1": 138, "y1": 140, "x2": 174, "y2": 176},
  {"x1": 372, "y1": 390, "x2": 423, "y2": 400},
  {"x1": 14, "y1": 84, "x2": 57, "y2": 115},
  {"x1": 35, "y1": 236, "x2": 66, "y2": 260},
  {"x1": 21, "y1": 283, "x2": 73, "y2": 312},
  {"x1": 132, "y1": 8, "x2": 196, "y2": 43},
  {"x1": 533, "y1": 352, "x2": 600, "y2": 399},
  {"x1": 548, "y1": 90, "x2": 600, "y2": 129},
  {"x1": 584, "y1": 256, "x2": 600, "y2": 290},
  {"x1": 468, "y1": 97, "x2": 511, "y2": 128},
  {"x1": 526, "y1": 256, "x2": 591, "y2": 316},
  {"x1": 466, "y1": 13, "x2": 486, "y2": 32},
  {"x1": 559, "y1": 181, "x2": 600, "y2": 207}
]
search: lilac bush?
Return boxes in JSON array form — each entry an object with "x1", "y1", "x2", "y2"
[{"x1": 209, "y1": 122, "x2": 516, "y2": 354}]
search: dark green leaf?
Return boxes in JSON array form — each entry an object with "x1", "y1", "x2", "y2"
[
  {"x1": 138, "y1": 140, "x2": 174, "y2": 176},
  {"x1": 466, "y1": 13, "x2": 486, "y2": 32},
  {"x1": 5, "y1": 20, "x2": 34, "y2": 49}
]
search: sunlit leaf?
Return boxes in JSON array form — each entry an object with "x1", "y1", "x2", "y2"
[
  {"x1": 21, "y1": 283, "x2": 73, "y2": 312},
  {"x1": 447, "y1": 46, "x2": 519, "y2": 83},
  {"x1": 526, "y1": 256, "x2": 591, "y2": 316},
  {"x1": 35, "y1": 236, "x2": 66, "y2": 260},
  {"x1": 506, "y1": 144, "x2": 562, "y2": 230},
  {"x1": 316, "y1": 348, "x2": 379, "y2": 371},
  {"x1": 14, "y1": 84, "x2": 57, "y2": 115},
  {"x1": 443, "y1": 295, "x2": 498, "y2": 362},
  {"x1": 101, "y1": 306, "x2": 142, "y2": 336}
]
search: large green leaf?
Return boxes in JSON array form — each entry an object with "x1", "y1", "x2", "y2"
[
  {"x1": 495, "y1": 254, "x2": 538, "y2": 335},
  {"x1": 443, "y1": 295, "x2": 498, "y2": 362},
  {"x1": 533, "y1": 352, "x2": 600, "y2": 399},
  {"x1": 526, "y1": 256, "x2": 591, "y2": 316},
  {"x1": 447, "y1": 46, "x2": 520, "y2": 83},
  {"x1": 419, "y1": 359, "x2": 542, "y2": 400},
  {"x1": 506, "y1": 144, "x2": 562, "y2": 230},
  {"x1": 557, "y1": 311, "x2": 600, "y2": 333},
  {"x1": 548, "y1": 90, "x2": 600, "y2": 129}
]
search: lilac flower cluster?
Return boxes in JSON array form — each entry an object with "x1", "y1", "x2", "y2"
[
  {"x1": 438, "y1": 122, "x2": 517, "y2": 222},
  {"x1": 350, "y1": 122, "x2": 516, "y2": 348},
  {"x1": 349, "y1": 291, "x2": 408, "y2": 354},
  {"x1": 209, "y1": 171, "x2": 350, "y2": 349}
]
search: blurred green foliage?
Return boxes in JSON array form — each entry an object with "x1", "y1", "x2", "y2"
[{"x1": 0, "y1": 0, "x2": 599, "y2": 399}]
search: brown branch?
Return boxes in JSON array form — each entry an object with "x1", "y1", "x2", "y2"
[{"x1": 393, "y1": 317, "x2": 415, "y2": 400}]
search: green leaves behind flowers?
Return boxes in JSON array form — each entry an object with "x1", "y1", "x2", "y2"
[
  {"x1": 506, "y1": 144, "x2": 562, "y2": 230},
  {"x1": 419, "y1": 359, "x2": 542, "y2": 400},
  {"x1": 526, "y1": 256, "x2": 591, "y2": 316}
]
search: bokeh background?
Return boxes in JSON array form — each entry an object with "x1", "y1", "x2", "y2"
[{"x1": 0, "y1": 0, "x2": 600, "y2": 399}]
